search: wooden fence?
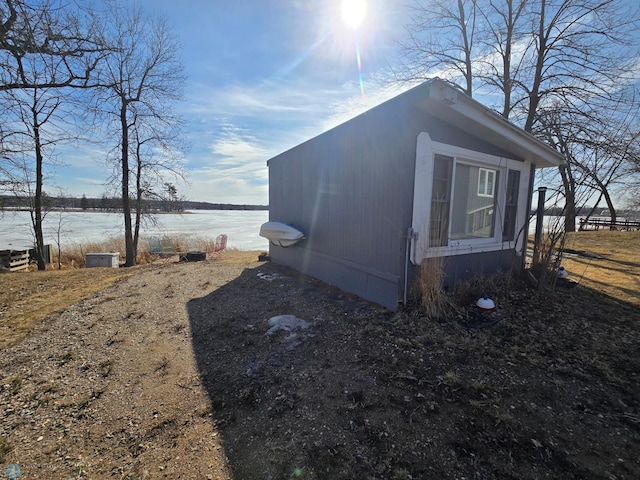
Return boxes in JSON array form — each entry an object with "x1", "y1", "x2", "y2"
[
  {"x1": 0, "y1": 249, "x2": 30, "y2": 272},
  {"x1": 579, "y1": 218, "x2": 640, "y2": 231}
]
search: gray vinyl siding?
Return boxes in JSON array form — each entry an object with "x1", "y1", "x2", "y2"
[
  {"x1": 442, "y1": 249, "x2": 518, "y2": 285},
  {"x1": 267, "y1": 82, "x2": 525, "y2": 310}
]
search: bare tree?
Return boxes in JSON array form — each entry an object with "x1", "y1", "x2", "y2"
[
  {"x1": 401, "y1": 0, "x2": 640, "y2": 231},
  {"x1": 94, "y1": 3, "x2": 185, "y2": 266},
  {"x1": 130, "y1": 118, "x2": 186, "y2": 260},
  {"x1": 537, "y1": 86, "x2": 640, "y2": 228},
  {"x1": 53, "y1": 210, "x2": 66, "y2": 269},
  {"x1": 509, "y1": 0, "x2": 636, "y2": 131},
  {"x1": 475, "y1": 0, "x2": 529, "y2": 118},
  {"x1": 0, "y1": 0, "x2": 105, "y2": 266},
  {"x1": 398, "y1": 0, "x2": 479, "y2": 95},
  {"x1": 17, "y1": 88, "x2": 57, "y2": 270},
  {"x1": 0, "y1": 0, "x2": 103, "y2": 91},
  {"x1": 0, "y1": 80, "x2": 82, "y2": 269},
  {"x1": 508, "y1": 0, "x2": 638, "y2": 230}
]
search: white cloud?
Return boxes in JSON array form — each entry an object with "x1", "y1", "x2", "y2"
[
  {"x1": 319, "y1": 80, "x2": 412, "y2": 131},
  {"x1": 208, "y1": 125, "x2": 269, "y2": 166},
  {"x1": 181, "y1": 169, "x2": 268, "y2": 205},
  {"x1": 183, "y1": 81, "x2": 349, "y2": 139}
]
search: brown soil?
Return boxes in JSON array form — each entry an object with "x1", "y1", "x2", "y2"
[{"x1": 1, "y1": 235, "x2": 639, "y2": 479}]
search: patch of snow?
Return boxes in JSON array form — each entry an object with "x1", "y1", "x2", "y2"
[
  {"x1": 265, "y1": 315, "x2": 314, "y2": 351},
  {"x1": 257, "y1": 272, "x2": 283, "y2": 281},
  {"x1": 266, "y1": 315, "x2": 310, "y2": 335}
]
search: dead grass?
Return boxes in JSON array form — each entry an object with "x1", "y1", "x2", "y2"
[
  {"x1": 561, "y1": 230, "x2": 640, "y2": 306},
  {"x1": 55, "y1": 234, "x2": 239, "y2": 267},
  {"x1": 414, "y1": 256, "x2": 455, "y2": 318},
  {"x1": 59, "y1": 236, "x2": 130, "y2": 267},
  {"x1": 0, "y1": 267, "x2": 135, "y2": 349},
  {"x1": 0, "y1": 247, "x2": 264, "y2": 349}
]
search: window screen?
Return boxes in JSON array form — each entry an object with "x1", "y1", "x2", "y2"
[
  {"x1": 429, "y1": 154, "x2": 453, "y2": 247},
  {"x1": 451, "y1": 164, "x2": 498, "y2": 240},
  {"x1": 502, "y1": 169, "x2": 521, "y2": 241}
]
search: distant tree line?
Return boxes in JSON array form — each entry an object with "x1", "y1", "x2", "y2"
[
  {"x1": 180, "y1": 201, "x2": 268, "y2": 211},
  {"x1": 532, "y1": 205, "x2": 638, "y2": 219},
  {"x1": 0, "y1": 194, "x2": 268, "y2": 212}
]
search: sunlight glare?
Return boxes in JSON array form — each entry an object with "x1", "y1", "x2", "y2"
[{"x1": 341, "y1": 0, "x2": 367, "y2": 30}]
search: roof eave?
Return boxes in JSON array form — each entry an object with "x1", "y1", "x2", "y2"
[{"x1": 419, "y1": 79, "x2": 564, "y2": 169}]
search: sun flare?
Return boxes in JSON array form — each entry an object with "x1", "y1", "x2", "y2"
[{"x1": 341, "y1": 0, "x2": 367, "y2": 30}]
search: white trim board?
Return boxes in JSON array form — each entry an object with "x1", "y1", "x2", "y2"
[{"x1": 411, "y1": 132, "x2": 531, "y2": 264}]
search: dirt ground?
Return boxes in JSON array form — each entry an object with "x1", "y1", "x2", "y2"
[{"x1": 1, "y1": 234, "x2": 639, "y2": 479}]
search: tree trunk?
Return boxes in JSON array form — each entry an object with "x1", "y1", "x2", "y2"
[
  {"x1": 501, "y1": 0, "x2": 513, "y2": 119},
  {"x1": 589, "y1": 174, "x2": 617, "y2": 226},
  {"x1": 559, "y1": 163, "x2": 576, "y2": 233},
  {"x1": 583, "y1": 192, "x2": 603, "y2": 226},
  {"x1": 121, "y1": 101, "x2": 135, "y2": 267},
  {"x1": 524, "y1": 0, "x2": 547, "y2": 133},
  {"x1": 602, "y1": 186, "x2": 617, "y2": 227},
  {"x1": 458, "y1": 0, "x2": 473, "y2": 96},
  {"x1": 133, "y1": 141, "x2": 143, "y2": 260},
  {"x1": 33, "y1": 117, "x2": 46, "y2": 271}
]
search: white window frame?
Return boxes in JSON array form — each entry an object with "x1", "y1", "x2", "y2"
[
  {"x1": 411, "y1": 132, "x2": 531, "y2": 263},
  {"x1": 477, "y1": 168, "x2": 496, "y2": 197}
]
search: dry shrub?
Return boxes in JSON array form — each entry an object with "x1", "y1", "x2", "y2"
[
  {"x1": 47, "y1": 233, "x2": 236, "y2": 269},
  {"x1": 412, "y1": 257, "x2": 513, "y2": 319},
  {"x1": 528, "y1": 227, "x2": 566, "y2": 292},
  {"x1": 55, "y1": 237, "x2": 126, "y2": 268},
  {"x1": 449, "y1": 270, "x2": 513, "y2": 307},
  {"x1": 171, "y1": 236, "x2": 190, "y2": 253},
  {"x1": 53, "y1": 236, "x2": 160, "y2": 268},
  {"x1": 413, "y1": 256, "x2": 454, "y2": 319},
  {"x1": 529, "y1": 211, "x2": 567, "y2": 292},
  {"x1": 136, "y1": 250, "x2": 155, "y2": 264},
  {"x1": 147, "y1": 234, "x2": 225, "y2": 255},
  {"x1": 182, "y1": 234, "x2": 229, "y2": 255},
  {"x1": 187, "y1": 235, "x2": 215, "y2": 253}
]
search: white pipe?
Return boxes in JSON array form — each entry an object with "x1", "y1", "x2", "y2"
[{"x1": 404, "y1": 228, "x2": 416, "y2": 305}]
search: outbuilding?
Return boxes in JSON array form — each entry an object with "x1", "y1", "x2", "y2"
[{"x1": 262, "y1": 78, "x2": 563, "y2": 310}]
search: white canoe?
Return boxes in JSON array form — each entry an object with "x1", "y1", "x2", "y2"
[{"x1": 259, "y1": 221, "x2": 305, "y2": 247}]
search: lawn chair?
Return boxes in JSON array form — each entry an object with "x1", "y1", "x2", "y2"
[
  {"x1": 210, "y1": 234, "x2": 227, "y2": 256},
  {"x1": 148, "y1": 236, "x2": 182, "y2": 258}
]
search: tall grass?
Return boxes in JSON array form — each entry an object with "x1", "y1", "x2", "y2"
[
  {"x1": 528, "y1": 214, "x2": 567, "y2": 292},
  {"x1": 52, "y1": 234, "x2": 228, "y2": 269},
  {"x1": 413, "y1": 255, "x2": 455, "y2": 319}
]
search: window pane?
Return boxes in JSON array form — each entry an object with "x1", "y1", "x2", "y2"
[
  {"x1": 429, "y1": 155, "x2": 453, "y2": 247},
  {"x1": 451, "y1": 164, "x2": 498, "y2": 240},
  {"x1": 478, "y1": 170, "x2": 486, "y2": 196},
  {"x1": 502, "y1": 169, "x2": 521, "y2": 241},
  {"x1": 486, "y1": 171, "x2": 495, "y2": 196},
  {"x1": 477, "y1": 168, "x2": 496, "y2": 197}
]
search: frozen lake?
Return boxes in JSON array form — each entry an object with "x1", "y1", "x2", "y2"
[
  {"x1": 0, "y1": 209, "x2": 270, "y2": 251},
  {"x1": 0, "y1": 209, "x2": 588, "y2": 252}
]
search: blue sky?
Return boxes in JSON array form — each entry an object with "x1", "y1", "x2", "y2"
[
  {"x1": 57, "y1": 0, "x2": 410, "y2": 205},
  {"x1": 53, "y1": 0, "x2": 639, "y2": 207}
]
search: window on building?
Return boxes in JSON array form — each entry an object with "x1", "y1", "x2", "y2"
[
  {"x1": 477, "y1": 168, "x2": 496, "y2": 197},
  {"x1": 412, "y1": 135, "x2": 531, "y2": 263},
  {"x1": 425, "y1": 148, "x2": 527, "y2": 251},
  {"x1": 502, "y1": 169, "x2": 521, "y2": 241},
  {"x1": 451, "y1": 163, "x2": 499, "y2": 241}
]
